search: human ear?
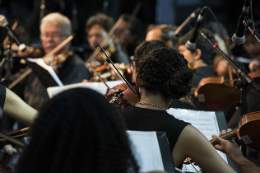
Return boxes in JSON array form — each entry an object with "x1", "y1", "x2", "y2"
[
  {"x1": 193, "y1": 48, "x2": 202, "y2": 60},
  {"x1": 166, "y1": 40, "x2": 173, "y2": 48},
  {"x1": 135, "y1": 75, "x2": 142, "y2": 87}
]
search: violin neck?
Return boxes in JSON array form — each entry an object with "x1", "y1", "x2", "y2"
[{"x1": 210, "y1": 127, "x2": 239, "y2": 145}]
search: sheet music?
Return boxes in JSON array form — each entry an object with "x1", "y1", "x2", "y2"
[
  {"x1": 127, "y1": 131, "x2": 164, "y2": 172},
  {"x1": 168, "y1": 108, "x2": 228, "y2": 172},
  {"x1": 47, "y1": 80, "x2": 122, "y2": 98},
  {"x1": 27, "y1": 58, "x2": 63, "y2": 86}
]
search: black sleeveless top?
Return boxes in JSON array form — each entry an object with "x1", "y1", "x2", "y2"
[{"x1": 119, "y1": 106, "x2": 189, "y2": 151}]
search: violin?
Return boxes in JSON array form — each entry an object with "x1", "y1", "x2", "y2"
[
  {"x1": 211, "y1": 111, "x2": 260, "y2": 150},
  {"x1": 195, "y1": 70, "x2": 260, "y2": 111},
  {"x1": 210, "y1": 111, "x2": 260, "y2": 150},
  {"x1": 11, "y1": 44, "x2": 43, "y2": 58},
  {"x1": 93, "y1": 43, "x2": 140, "y2": 108},
  {"x1": 106, "y1": 83, "x2": 139, "y2": 108},
  {"x1": 94, "y1": 43, "x2": 117, "y2": 66},
  {"x1": 93, "y1": 63, "x2": 133, "y2": 82},
  {"x1": 184, "y1": 111, "x2": 260, "y2": 165},
  {"x1": 45, "y1": 49, "x2": 72, "y2": 73},
  {"x1": 194, "y1": 77, "x2": 240, "y2": 111}
]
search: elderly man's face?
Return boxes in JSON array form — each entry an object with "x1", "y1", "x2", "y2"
[{"x1": 40, "y1": 23, "x2": 67, "y2": 54}]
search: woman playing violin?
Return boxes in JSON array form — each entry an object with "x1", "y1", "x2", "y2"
[{"x1": 119, "y1": 42, "x2": 236, "y2": 173}]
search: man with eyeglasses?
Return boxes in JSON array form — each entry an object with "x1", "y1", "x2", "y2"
[
  {"x1": 113, "y1": 14, "x2": 143, "y2": 57},
  {"x1": 9, "y1": 13, "x2": 91, "y2": 112}
]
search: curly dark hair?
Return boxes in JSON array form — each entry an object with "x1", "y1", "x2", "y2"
[
  {"x1": 16, "y1": 88, "x2": 139, "y2": 173},
  {"x1": 134, "y1": 40, "x2": 168, "y2": 62},
  {"x1": 178, "y1": 28, "x2": 216, "y2": 65},
  {"x1": 136, "y1": 46, "x2": 193, "y2": 100},
  {"x1": 85, "y1": 13, "x2": 114, "y2": 33}
]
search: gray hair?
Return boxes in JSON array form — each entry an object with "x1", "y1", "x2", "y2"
[{"x1": 40, "y1": 12, "x2": 71, "y2": 35}]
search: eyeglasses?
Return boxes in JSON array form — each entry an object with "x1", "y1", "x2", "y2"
[
  {"x1": 41, "y1": 33, "x2": 67, "y2": 40},
  {"x1": 87, "y1": 33, "x2": 106, "y2": 39}
]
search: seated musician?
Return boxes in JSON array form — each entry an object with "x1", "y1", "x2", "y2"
[
  {"x1": 114, "y1": 13, "x2": 143, "y2": 57},
  {"x1": 178, "y1": 28, "x2": 216, "y2": 87},
  {"x1": 119, "y1": 42, "x2": 236, "y2": 173},
  {"x1": 9, "y1": 12, "x2": 91, "y2": 112},
  {"x1": 84, "y1": 13, "x2": 130, "y2": 65},
  {"x1": 238, "y1": 27, "x2": 260, "y2": 72}
]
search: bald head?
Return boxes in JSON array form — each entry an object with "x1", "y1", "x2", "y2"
[{"x1": 145, "y1": 28, "x2": 163, "y2": 42}]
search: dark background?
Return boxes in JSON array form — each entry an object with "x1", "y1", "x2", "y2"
[{"x1": 0, "y1": 0, "x2": 260, "y2": 49}]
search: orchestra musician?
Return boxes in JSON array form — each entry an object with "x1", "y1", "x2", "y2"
[
  {"x1": 178, "y1": 28, "x2": 216, "y2": 87},
  {"x1": 178, "y1": 28, "x2": 217, "y2": 110},
  {"x1": 84, "y1": 13, "x2": 130, "y2": 65},
  {"x1": 119, "y1": 42, "x2": 236, "y2": 173},
  {"x1": 7, "y1": 12, "x2": 91, "y2": 113},
  {"x1": 113, "y1": 13, "x2": 143, "y2": 57}
]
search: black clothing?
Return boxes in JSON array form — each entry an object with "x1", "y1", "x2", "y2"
[
  {"x1": 83, "y1": 43, "x2": 130, "y2": 65},
  {"x1": 11, "y1": 53, "x2": 91, "y2": 111},
  {"x1": 192, "y1": 66, "x2": 216, "y2": 87},
  {"x1": 0, "y1": 85, "x2": 6, "y2": 109},
  {"x1": 168, "y1": 99, "x2": 195, "y2": 110},
  {"x1": 119, "y1": 106, "x2": 189, "y2": 151}
]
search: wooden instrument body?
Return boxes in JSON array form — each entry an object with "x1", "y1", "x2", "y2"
[
  {"x1": 106, "y1": 84, "x2": 139, "y2": 108},
  {"x1": 195, "y1": 77, "x2": 240, "y2": 110},
  {"x1": 238, "y1": 111, "x2": 260, "y2": 150},
  {"x1": 195, "y1": 71, "x2": 260, "y2": 111}
]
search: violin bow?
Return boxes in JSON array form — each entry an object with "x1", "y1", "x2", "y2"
[
  {"x1": 93, "y1": 43, "x2": 139, "y2": 97},
  {"x1": 118, "y1": 2, "x2": 142, "y2": 43},
  {"x1": 3, "y1": 21, "x2": 18, "y2": 48},
  {"x1": 8, "y1": 35, "x2": 74, "y2": 89},
  {"x1": 86, "y1": 17, "x2": 123, "y2": 65},
  {"x1": 86, "y1": 63, "x2": 110, "y2": 89},
  {"x1": 0, "y1": 132, "x2": 26, "y2": 148}
]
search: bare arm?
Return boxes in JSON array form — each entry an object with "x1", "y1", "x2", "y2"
[
  {"x1": 212, "y1": 130, "x2": 260, "y2": 173},
  {"x1": 172, "y1": 125, "x2": 236, "y2": 173},
  {"x1": 4, "y1": 88, "x2": 38, "y2": 126}
]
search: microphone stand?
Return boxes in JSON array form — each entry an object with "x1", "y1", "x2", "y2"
[
  {"x1": 243, "y1": 16, "x2": 260, "y2": 44},
  {"x1": 198, "y1": 29, "x2": 260, "y2": 156},
  {"x1": 1, "y1": 35, "x2": 14, "y2": 86}
]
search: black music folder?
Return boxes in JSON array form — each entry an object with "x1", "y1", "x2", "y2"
[
  {"x1": 26, "y1": 58, "x2": 63, "y2": 88},
  {"x1": 127, "y1": 131, "x2": 175, "y2": 173}
]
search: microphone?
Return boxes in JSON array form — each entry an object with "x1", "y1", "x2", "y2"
[
  {"x1": 185, "y1": 8, "x2": 205, "y2": 51},
  {"x1": 231, "y1": 0, "x2": 250, "y2": 45},
  {"x1": 174, "y1": 7, "x2": 201, "y2": 37},
  {"x1": 0, "y1": 15, "x2": 27, "y2": 52}
]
